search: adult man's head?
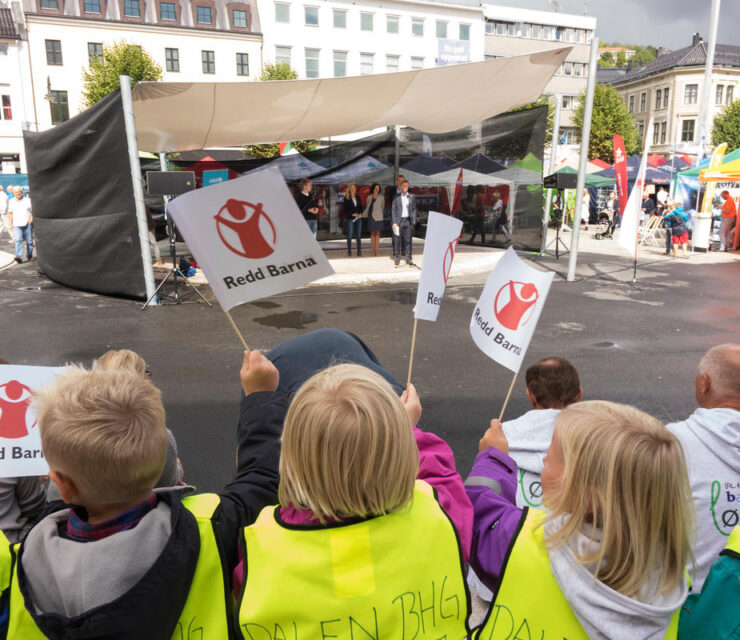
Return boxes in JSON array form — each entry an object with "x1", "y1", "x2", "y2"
[
  {"x1": 400, "y1": 180, "x2": 409, "y2": 195},
  {"x1": 396, "y1": 174, "x2": 405, "y2": 190},
  {"x1": 13, "y1": 187, "x2": 22, "y2": 200},
  {"x1": 695, "y1": 344, "x2": 740, "y2": 411},
  {"x1": 300, "y1": 178, "x2": 312, "y2": 193},
  {"x1": 643, "y1": 192, "x2": 649, "y2": 199},
  {"x1": 525, "y1": 357, "x2": 582, "y2": 410},
  {"x1": 720, "y1": 190, "x2": 731, "y2": 201}
]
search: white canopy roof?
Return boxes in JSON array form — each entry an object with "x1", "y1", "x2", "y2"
[{"x1": 131, "y1": 48, "x2": 571, "y2": 152}]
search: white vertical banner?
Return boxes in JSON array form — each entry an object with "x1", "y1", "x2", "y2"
[
  {"x1": 470, "y1": 248, "x2": 554, "y2": 373},
  {"x1": 0, "y1": 366, "x2": 63, "y2": 478},
  {"x1": 413, "y1": 212, "x2": 463, "y2": 322},
  {"x1": 167, "y1": 168, "x2": 334, "y2": 311},
  {"x1": 618, "y1": 118, "x2": 654, "y2": 255}
]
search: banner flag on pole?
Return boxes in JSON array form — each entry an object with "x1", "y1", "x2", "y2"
[
  {"x1": 167, "y1": 167, "x2": 334, "y2": 311},
  {"x1": 693, "y1": 142, "x2": 727, "y2": 249},
  {"x1": 618, "y1": 118, "x2": 653, "y2": 255},
  {"x1": 613, "y1": 135, "x2": 629, "y2": 218},
  {"x1": 413, "y1": 211, "x2": 463, "y2": 322},
  {"x1": 0, "y1": 365, "x2": 63, "y2": 478},
  {"x1": 451, "y1": 169, "x2": 463, "y2": 215},
  {"x1": 469, "y1": 247, "x2": 554, "y2": 373}
]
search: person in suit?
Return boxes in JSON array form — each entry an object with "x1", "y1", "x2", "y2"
[
  {"x1": 389, "y1": 174, "x2": 405, "y2": 260},
  {"x1": 391, "y1": 180, "x2": 417, "y2": 266}
]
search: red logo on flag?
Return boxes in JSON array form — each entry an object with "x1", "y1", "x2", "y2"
[
  {"x1": 494, "y1": 281, "x2": 539, "y2": 330},
  {"x1": 0, "y1": 380, "x2": 35, "y2": 439},
  {"x1": 442, "y1": 235, "x2": 460, "y2": 284},
  {"x1": 215, "y1": 199, "x2": 277, "y2": 259}
]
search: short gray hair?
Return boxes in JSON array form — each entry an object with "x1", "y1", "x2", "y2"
[{"x1": 698, "y1": 344, "x2": 740, "y2": 396}]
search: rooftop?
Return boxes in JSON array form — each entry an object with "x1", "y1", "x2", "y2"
[
  {"x1": 0, "y1": 7, "x2": 19, "y2": 38},
  {"x1": 482, "y1": 2, "x2": 596, "y2": 29}
]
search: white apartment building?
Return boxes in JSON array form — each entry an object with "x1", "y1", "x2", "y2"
[
  {"x1": 256, "y1": 0, "x2": 485, "y2": 80},
  {"x1": 482, "y1": 4, "x2": 596, "y2": 144}
]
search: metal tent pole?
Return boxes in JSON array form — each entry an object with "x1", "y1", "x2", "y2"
[
  {"x1": 120, "y1": 75, "x2": 156, "y2": 302},
  {"x1": 696, "y1": 0, "x2": 721, "y2": 159},
  {"x1": 566, "y1": 36, "x2": 599, "y2": 282},
  {"x1": 541, "y1": 94, "x2": 562, "y2": 254}
]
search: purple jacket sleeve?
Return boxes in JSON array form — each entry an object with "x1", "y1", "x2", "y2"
[
  {"x1": 414, "y1": 427, "x2": 473, "y2": 563},
  {"x1": 465, "y1": 448, "x2": 524, "y2": 592}
]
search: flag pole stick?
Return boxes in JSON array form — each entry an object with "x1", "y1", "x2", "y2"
[
  {"x1": 498, "y1": 372, "x2": 518, "y2": 422},
  {"x1": 224, "y1": 310, "x2": 250, "y2": 352},
  {"x1": 632, "y1": 228, "x2": 639, "y2": 284},
  {"x1": 406, "y1": 318, "x2": 419, "y2": 388}
]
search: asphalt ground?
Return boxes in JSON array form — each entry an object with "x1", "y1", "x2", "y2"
[{"x1": 1, "y1": 242, "x2": 738, "y2": 493}]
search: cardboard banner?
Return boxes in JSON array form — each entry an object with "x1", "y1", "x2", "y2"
[
  {"x1": 0, "y1": 366, "x2": 63, "y2": 478},
  {"x1": 469, "y1": 248, "x2": 554, "y2": 373},
  {"x1": 167, "y1": 168, "x2": 334, "y2": 311},
  {"x1": 618, "y1": 119, "x2": 653, "y2": 255},
  {"x1": 413, "y1": 211, "x2": 463, "y2": 321},
  {"x1": 613, "y1": 135, "x2": 629, "y2": 217}
]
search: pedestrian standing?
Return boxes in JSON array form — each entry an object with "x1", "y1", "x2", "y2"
[
  {"x1": 719, "y1": 190, "x2": 737, "y2": 251},
  {"x1": 469, "y1": 186, "x2": 487, "y2": 244},
  {"x1": 342, "y1": 183, "x2": 363, "y2": 256},
  {"x1": 362, "y1": 183, "x2": 385, "y2": 257},
  {"x1": 295, "y1": 178, "x2": 319, "y2": 237},
  {"x1": 7, "y1": 186, "x2": 33, "y2": 264},
  {"x1": 389, "y1": 175, "x2": 405, "y2": 259},
  {"x1": 390, "y1": 179, "x2": 417, "y2": 266},
  {"x1": 641, "y1": 191, "x2": 656, "y2": 225}
]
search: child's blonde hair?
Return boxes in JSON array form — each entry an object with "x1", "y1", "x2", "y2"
[
  {"x1": 545, "y1": 400, "x2": 694, "y2": 598},
  {"x1": 94, "y1": 349, "x2": 147, "y2": 376},
  {"x1": 279, "y1": 364, "x2": 418, "y2": 523},
  {"x1": 35, "y1": 368, "x2": 167, "y2": 503}
]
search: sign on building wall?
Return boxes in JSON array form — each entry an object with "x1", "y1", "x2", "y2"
[{"x1": 437, "y1": 40, "x2": 471, "y2": 66}]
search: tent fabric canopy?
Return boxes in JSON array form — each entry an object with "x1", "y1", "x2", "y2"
[
  {"x1": 544, "y1": 166, "x2": 616, "y2": 189},
  {"x1": 700, "y1": 157, "x2": 740, "y2": 182},
  {"x1": 451, "y1": 153, "x2": 505, "y2": 174},
  {"x1": 244, "y1": 153, "x2": 325, "y2": 180},
  {"x1": 493, "y1": 167, "x2": 542, "y2": 185},
  {"x1": 401, "y1": 154, "x2": 454, "y2": 175},
  {"x1": 131, "y1": 49, "x2": 571, "y2": 152}
]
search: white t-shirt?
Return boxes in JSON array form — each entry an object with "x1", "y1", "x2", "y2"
[
  {"x1": 401, "y1": 194, "x2": 409, "y2": 218},
  {"x1": 8, "y1": 197, "x2": 32, "y2": 227},
  {"x1": 657, "y1": 190, "x2": 668, "y2": 204}
]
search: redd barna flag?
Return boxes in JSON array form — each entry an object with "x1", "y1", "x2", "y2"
[
  {"x1": 613, "y1": 135, "x2": 629, "y2": 218},
  {"x1": 470, "y1": 248, "x2": 554, "y2": 372},
  {"x1": 167, "y1": 167, "x2": 334, "y2": 311},
  {"x1": 413, "y1": 211, "x2": 463, "y2": 322}
]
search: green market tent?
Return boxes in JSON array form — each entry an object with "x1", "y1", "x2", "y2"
[
  {"x1": 544, "y1": 166, "x2": 615, "y2": 189},
  {"x1": 511, "y1": 152, "x2": 543, "y2": 173}
]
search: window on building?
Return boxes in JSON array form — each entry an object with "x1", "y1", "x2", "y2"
[
  {"x1": 160, "y1": 2, "x2": 176, "y2": 19},
  {"x1": 508, "y1": 22, "x2": 516, "y2": 36},
  {"x1": 663, "y1": 87, "x2": 670, "y2": 106},
  {"x1": 39, "y1": 0, "x2": 58, "y2": 8},
  {"x1": 495, "y1": 22, "x2": 506, "y2": 36},
  {"x1": 386, "y1": 54, "x2": 399, "y2": 73},
  {"x1": 49, "y1": 90, "x2": 68, "y2": 124},
  {"x1": 87, "y1": 42, "x2": 103, "y2": 63},
  {"x1": 681, "y1": 119, "x2": 695, "y2": 142},
  {"x1": 45, "y1": 40, "x2": 62, "y2": 65},
  {"x1": 436, "y1": 21, "x2": 447, "y2": 38},
  {"x1": 304, "y1": 6, "x2": 318, "y2": 26},
  {"x1": 640, "y1": 92, "x2": 646, "y2": 112},
  {"x1": 655, "y1": 89, "x2": 662, "y2": 109},
  {"x1": 563, "y1": 62, "x2": 572, "y2": 76},
  {"x1": 459, "y1": 23, "x2": 470, "y2": 40},
  {"x1": 236, "y1": 52, "x2": 249, "y2": 75},
  {"x1": 661, "y1": 121, "x2": 667, "y2": 144},
  {"x1": 520, "y1": 23, "x2": 530, "y2": 38},
  {"x1": 201, "y1": 50, "x2": 215, "y2": 73},
  {"x1": 628, "y1": 95, "x2": 634, "y2": 113},
  {"x1": 531, "y1": 24, "x2": 541, "y2": 38},
  {"x1": 333, "y1": 50, "x2": 346, "y2": 77},
  {"x1": 727, "y1": 85, "x2": 735, "y2": 104},
  {"x1": 196, "y1": 6, "x2": 212, "y2": 23},
  {"x1": 555, "y1": 27, "x2": 564, "y2": 40},
  {"x1": 684, "y1": 84, "x2": 698, "y2": 105},
  {"x1": 576, "y1": 29, "x2": 585, "y2": 43},
  {"x1": 386, "y1": 15, "x2": 399, "y2": 34},
  {"x1": 715, "y1": 84, "x2": 724, "y2": 105},
  {"x1": 1, "y1": 95, "x2": 12, "y2": 120},
  {"x1": 574, "y1": 62, "x2": 583, "y2": 77},
  {"x1": 638, "y1": 122, "x2": 645, "y2": 138},
  {"x1": 360, "y1": 12, "x2": 373, "y2": 31},
  {"x1": 123, "y1": 0, "x2": 140, "y2": 17},
  {"x1": 274, "y1": 2, "x2": 289, "y2": 22},
  {"x1": 543, "y1": 25, "x2": 554, "y2": 40},
  {"x1": 360, "y1": 52, "x2": 373, "y2": 75},
  {"x1": 275, "y1": 46, "x2": 291, "y2": 65},
  {"x1": 562, "y1": 129, "x2": 575, "y2": 144},
  {"x1": 484, "y1": 21, "x2": 494, "y2": 35},
  {"x1": 562, "y1": 95, "x2": 574, "y2": 110},
  {"x1": 83, "y1": 0, "x2": 100, "y2": 13},
  {"x1": 333, "y1": 9, "x2": 345, "y2": 28},
  {"x1": 232, "y1": 9, "x2": 247, "y2": 27},
  {"x1": 565, "y1": 28, "x2": 574, "y2": 42},
  {"x1": 411, "y1": 56, "x2": 423, "y2": 70},
  {"x1": 165, "y1": 47, "x2": 179, "y2": 71},
  {"x1": 653, "y1": 124, "x2": 660, "y2": 144},
  {"x1": 411, "y1": 18, "x2": 423, "y2": 36},
  {"x1": 305, "y1": 48, "x2": 319, "y2": 78}
]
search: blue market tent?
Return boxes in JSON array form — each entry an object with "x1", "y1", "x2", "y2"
[
  {"x1": 594, "y1": 155, "x2": 672, "y2": 186},
  {"x1": 452, "y1": 153, "x2": 506, "y2": 174},
  {"x1": 310, "y1": 155, "x2": 390, "y2": 184},
  {"x1": 401, "y1": 154, "x2": 454, "y2": 175},
  {"x1": 244, "y1": 153, "x2": 325, "y2": 181}
]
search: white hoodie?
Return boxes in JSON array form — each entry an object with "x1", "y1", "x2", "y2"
[{"x1": 667, "y1": 407, "x2": 740, "y2": 590}]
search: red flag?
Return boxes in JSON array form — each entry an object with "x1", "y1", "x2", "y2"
[
  {"x1": 612, "y1": 135, "x2": 629, "y2": 217},
  {"x1": 451, "y1": 169, "x2": 463, "y2": 215}
]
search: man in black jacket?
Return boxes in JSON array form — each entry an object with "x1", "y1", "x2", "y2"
[{"x1": 391, "y1": 180, "x2": 417, "y2": 266}]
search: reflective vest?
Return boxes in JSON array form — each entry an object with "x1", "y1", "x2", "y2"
[
  {"x1": 726, "y1": 526, "x2": 740, "y2": 554},
  {"x1": 237, "y1": 479, "x2": 469, "y2": 640},
  {"x1": 475, "y1": 508, "x2": 679, "y2": 640},
  {"x1": 2, "y1": 493, "x2": 230, "y2": 640}
]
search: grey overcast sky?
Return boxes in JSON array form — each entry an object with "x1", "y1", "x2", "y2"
[{"x1": 495, "y1": 0, "x2": 740, "y2": 50}]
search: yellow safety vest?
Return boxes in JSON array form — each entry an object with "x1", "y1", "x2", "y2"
[
  {"x1": 2, "y1": 493, "x2": 230, "y2": 640},
  {"x1": 237, "y1": 479, "x2": 469, "y2": 640},
  {"x1": 725, "y1": 526, "x2": 740, "y2": 554},
  {"x1": 475, "y1": 508, "x2": 680, "y2": 640}
]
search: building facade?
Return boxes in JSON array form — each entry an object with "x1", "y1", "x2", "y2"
[{"x1": 609, "y1": 34, "x2": 740, "y2": 156}]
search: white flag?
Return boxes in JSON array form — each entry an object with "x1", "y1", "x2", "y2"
[
  {"x1": 618, "y1": 118, "x2": 653, "y2": 255},
  {"x1": 413, "y1": 211, "x2": 463, "y2": 321},
  {"x1": 167, "y1": 168, "x2": 334, "y2": 311},
  {"x1": 0, "y1": 365, "x2": 63, "y2": 478},
  {"x1": 470, "y1": 248, "x2": 554, "y2": 373}
]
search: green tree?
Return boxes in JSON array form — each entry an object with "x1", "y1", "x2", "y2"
[
  {"x1": 712, "y1": 99, "x2": 740, "y2": 150},
  {"x1": 615, "y1": 51, "x2": 627, "y2": 67},
  {"x1": 82, "y1": 41, "x2": 162, "y2": 107},
  {"x1": 243, "y1": 63, "x2": 317, "y2": 158},
  {"x1": 572, "y1": 83, "x2": 639, "y2": 163},
  {"x1": 599, "y1": 51, "x2": 614, "y2": 67}
]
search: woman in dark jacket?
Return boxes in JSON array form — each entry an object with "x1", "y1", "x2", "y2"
[
  {"x1": 362, "y1": 183, "x2": 385, "y2": 257},
  {"x1": 343, "y1": 183, "x2": 363, "y2": 256}
]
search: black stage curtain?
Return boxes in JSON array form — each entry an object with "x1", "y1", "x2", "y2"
[{"x1": 23, "y1": 90, "x2": 146, "y2": 299}]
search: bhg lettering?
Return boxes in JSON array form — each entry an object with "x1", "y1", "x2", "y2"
[
  {"x1": 224, "y1": 258, "x2": 318, "y2": 290},
  {"x1": 473, "y1": 308, "x2": 522, "y2": 356},
  {"x1": 0, "y1": 447, "x2": 44, "y2": 460}
]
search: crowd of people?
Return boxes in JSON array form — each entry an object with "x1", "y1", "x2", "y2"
[
  {"x1": 0, "y1": 184, "x2": 34, "y2": 264},
  {"x1": 0, "y1": 333, "x2": 737, "y2": 639}
]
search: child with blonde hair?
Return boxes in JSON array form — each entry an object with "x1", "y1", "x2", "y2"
[
  {"x1": 466, "y1": 400, "x2": 695, "y2": 640},
  {"x1": 233, "y1": 329, "x2": 473, "y2": 639}
]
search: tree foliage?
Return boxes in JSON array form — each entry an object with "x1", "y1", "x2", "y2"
[
  {"x1": 572, "y1": 83, "x2": 639, "y2": 163},
  {"x1": 243, "y1": 63, "x2": 317, "y2": 159},
  {"x1": 712, "y1": 99, "x2": 740, "y2": 150},
  {"x1": 82, "y1": 41, "x2": 162, "y2": 107},
  {"x1": 598, "y1": 51, "x2": 614, "y2": 67}
]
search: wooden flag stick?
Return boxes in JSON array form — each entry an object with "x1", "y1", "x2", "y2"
[
  {"x1": 406, "y1": 318, "x2": 419, "y2": 388},
  {"x1": 498, "y1": 372, "x2": 519, "y2": 422},
  {"x1": 224, "y1": 310, "x2": 250, "y2": 352}
]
